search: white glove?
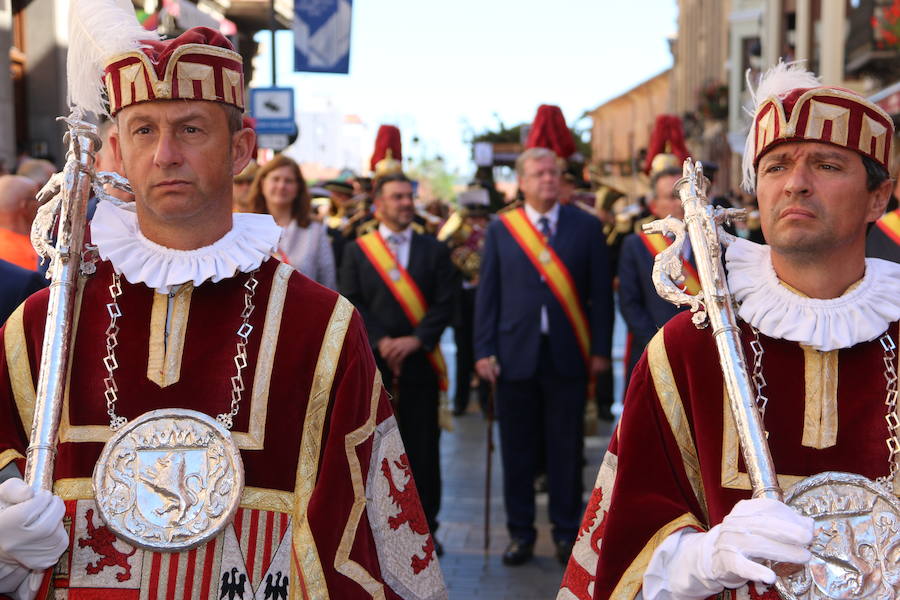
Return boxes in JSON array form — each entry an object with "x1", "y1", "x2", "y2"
[
  {"x1": 0, "y1": 478, "x2": 68, "y2": 571},
  {"x1": 643, "y1": 497, "x2": 814, "y2": 600}
]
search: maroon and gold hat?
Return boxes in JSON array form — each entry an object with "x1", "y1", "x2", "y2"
[
  {"x1": 370, "y1": 125, "x2": 403, "y2": 177},
  {"x1": 742, "y1": 62, "x2": 894, "y2": 191},
  {"x1": 525, "y1": 104, "x2": 576, "y2": 159},
  {"x1": 103, "y1": 27, "x2": 244, "y2": 116}
]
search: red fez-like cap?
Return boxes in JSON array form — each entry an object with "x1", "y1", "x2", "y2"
[
  {"x1": 525, "y1": 105, "x2": 576, "y2": 159},
  {"x1": 103, "y1": 26, "x2": 244, "y2": 116},
  {"x1": 643, "y1": 115, "x2": 690, "y2": 174},
  {"x1": 370, "y1": 125, "x2": 403, "y2": 174}
]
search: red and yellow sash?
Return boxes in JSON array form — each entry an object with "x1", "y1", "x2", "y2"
[
  {"x1": 499, "y1": 208, "x2": 591, "y2": 365},
  {"x1": 356, "y1": 231, "x2": 448, "y2": 391},
  {"x1": 876, "y1": 209, "x2": 900, "y2": 246},
  {"x1": 638, "y1": 232, "x2": 701, "y2": 295}
]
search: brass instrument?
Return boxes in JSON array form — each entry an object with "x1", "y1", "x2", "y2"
[
  {"x1": 438, "y1": 210, "x2": 487, "y2": 284},
  {"x1": 645, "y1": 159, "x2": 900, "y2": 599},
  {"x1": 25, "y1": 117, "x2": 101, "y2": 492}
]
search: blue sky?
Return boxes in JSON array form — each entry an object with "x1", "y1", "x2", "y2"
[{"x1": 253, "y1": 1, "x2": 678, "y2": 175}]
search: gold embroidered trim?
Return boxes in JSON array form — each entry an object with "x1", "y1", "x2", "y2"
[
  {"x1": 335, "y1": 370, "x2": 386, "y2": 598},
  {"x1": 801, "y1": 346, "x2": 839, "y2": 449},
  {"x1": 611, "y1": 513, "x2": 703, "y2": 600},
  {"x1": 647, "y1": 331, "x2": 709, "y2": 524},
  {"x1": 59, "y1": 278, "x2": 112, "y2": 444},
  {"x1": 53, "y1": 478, "x2": 294, "y2": 512},
  {"x1": 292, "y1": 295, "x2": 353, "y2": 600},
  {"x1": 0, "y1": 449, "x2": 24, "y2": 470},
  {"x1": 233, "y1": 262, "x2": 291, "y2": 450},
  {"x1": 721, "y1": 384, "x2": 804, "y2": 490},
  {"x1": 146, "y1": 285, "x2": 193, "y2": 388},
  {"x1": 240, "y1": 486, "x2": 294, "y2": 514},
  {"x1": 4, "y1": 303, "x2": 35, "y2": 433},
  {"x1": 53, "y1": 478, "x2": 94, "y2": 499}
]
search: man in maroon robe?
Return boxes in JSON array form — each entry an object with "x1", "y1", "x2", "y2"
[
  {"x1": 559, "y1": 63, "x2": 900, "y2": 600},
  {"x1": 0, "y1": 18, "x2": 447, "y2": 600}
]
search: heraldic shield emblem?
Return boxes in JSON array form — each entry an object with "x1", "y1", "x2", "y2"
[
  {"x1": 93, "y1": 409, "x2": 244, "y2": 552},
  {"x1": 777, "y1": 472, "x2": 900, "y2": 600}
]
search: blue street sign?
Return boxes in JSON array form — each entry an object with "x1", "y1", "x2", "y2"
[
  {"x1": 293, "y1": 0, "x2": 352, "y2": 74},
  {"x1": 249, "y1": 88, "x2": 296, "y2": 134}
]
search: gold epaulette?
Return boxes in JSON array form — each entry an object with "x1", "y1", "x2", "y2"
[
  {"x1": 498, "y1": 200, "x2": 523, "y2": 215},
  {"x1": 355, "y1": 217, "x2": 379, "y2": 238}
]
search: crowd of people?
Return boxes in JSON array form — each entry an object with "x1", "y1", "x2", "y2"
[{"x1": 0, "y1": 9, "x2": 900, "y2": 600}]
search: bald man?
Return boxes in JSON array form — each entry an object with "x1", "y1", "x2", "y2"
[
  {"x1": 0, "y1": 175, "x2": 39, "y2": 270},
  {"x1": 15, "y1": 158, "x2": 55, "y2": 190}
]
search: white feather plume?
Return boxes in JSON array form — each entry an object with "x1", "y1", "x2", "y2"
[
  {"x1": 741, "y1": 61, "x2": 821, "y2": 192},
  {"x1": 67, "y1": 0, "x2": 159, "y2": 118}
]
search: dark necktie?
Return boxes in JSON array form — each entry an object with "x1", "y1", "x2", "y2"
[{"x1": 538, "y1": 216, "x2": 551, "y2": 240}]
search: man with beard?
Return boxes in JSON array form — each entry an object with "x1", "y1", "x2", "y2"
[{"x1": 340, "y1": 172, "x2": 457, "y2": 555}]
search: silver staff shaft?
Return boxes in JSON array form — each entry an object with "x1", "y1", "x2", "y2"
[
  {"x1": 24, "y1": 117, "x2": 98, "y2": 492},
  {"x1": 644, "y1": 158, "x2": 781, "y2": 501}
]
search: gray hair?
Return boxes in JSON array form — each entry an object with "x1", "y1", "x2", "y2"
[{"x1": 516, "y1": 147, "x2": 559, "y2": 177}]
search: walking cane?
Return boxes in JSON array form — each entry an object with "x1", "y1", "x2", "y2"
[
  {"x1": 484, "y1": 381, "x2": 496, "y2": 554},
  {"x1": 391, "y1": 372, "x2": 401, "y2": 417}
]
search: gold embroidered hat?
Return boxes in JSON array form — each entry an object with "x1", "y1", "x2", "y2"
[
  {"x1": 103, "y1": 26, "x2": 244, "y2": 116},
  {"x1": 742, "y1": 62, "x2": 893, "y2": 192}
]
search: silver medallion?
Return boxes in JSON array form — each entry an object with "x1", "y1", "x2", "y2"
[
  {"x1": 777, "y1": 471, "x2": 900, "y2": 600},
  {"x1": 92, "y1": 408, "x2": 244, "y2": 552},
  {"x1": 538, "y1": 249, "x2": 551, "y2": 264},
  {"x1": 389, "y1": 268, "x2": 402, "y2": 281}
]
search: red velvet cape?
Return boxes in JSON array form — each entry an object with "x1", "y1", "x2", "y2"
[
  {"x1": 0, "y1": 258, "x2": 447, "y2": 600},
  {"x1": 558, "y1": 311, "x2": 899, "y2": 600}
]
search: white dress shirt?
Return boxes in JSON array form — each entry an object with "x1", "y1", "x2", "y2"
[
  {"x1": 379, "y1": 223, "x2": 412, "y2": 269},
  {"x1": 523, "y1": 202, "x2": 560, "y2": 335}
]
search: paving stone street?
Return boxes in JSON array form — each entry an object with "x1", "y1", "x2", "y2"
[{"x1": 436, "y1": 409, "x2": 613, "y2": 599}]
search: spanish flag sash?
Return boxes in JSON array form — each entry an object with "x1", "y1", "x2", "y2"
[
  {"x1": 499, "y1": 208, "x2": 591, "y2": 365},
  {"x1": 876, "y1": 209, "x2": 900, "y2": 246},
  {"x1": 638, "y1": 232, "x2": 702, "y2": 295},
  {"x1": 356, "y1": 231, "x2": 449, "y2": 391}
]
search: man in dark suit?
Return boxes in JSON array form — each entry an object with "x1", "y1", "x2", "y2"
[
  {"x1": 339, "y1": 172, "x2": 457, "y2": 551},
  {"x1": 0, "y1": 259, "x2": 47, "y2": 325},
  {"x1": 474, "y1": 147, "x2": 613, "y2": 566},
  {"x1": 617, "y1": 166, "x2": 690, "y2": 385}
]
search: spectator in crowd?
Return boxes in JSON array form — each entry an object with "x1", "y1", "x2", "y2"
[
  {"x1": 617, "y1": 164, "x2": 692, "y2": 386},
  {"x1": 0, "y1": 258, "x2": 46, "y2": 325},
  {"x1": 15, "y1": 158, "x2": 56, "y2": 190},
  {"x1": 339, "y1": 172, "x2": 458, "y2": 555},
  {"x1": 0, "y1": 175, "x2": 39, "y2": 270},
  {"x1": 248, "y1": 154, "x2": 336, "y2": 289},
  {"x1": 231, "y1": 160, "x2": 258, "y2": 213},
  {"x1": 474, "y1": 147, "x2": 614, "y2": 567}
]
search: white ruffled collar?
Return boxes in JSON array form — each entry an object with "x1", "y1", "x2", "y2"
[
  {"x1": 725, "y1": 237, "x2": 900, "y2": 351},
  {"x1": 90, "y1": 201, "x2": 282, "y2": 293}
]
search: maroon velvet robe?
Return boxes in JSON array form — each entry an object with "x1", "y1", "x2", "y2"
[
  {"x1": 0, "y1": 258, "x2": 447, "y2": 600},
  {"x1": 558, "y1": 310, "x2": 899, "y2": 600}
]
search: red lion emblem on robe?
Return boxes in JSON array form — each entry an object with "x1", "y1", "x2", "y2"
[
  {"x1": 77, "y1": 509, "x2": 137, "y2": 582},
  {"x1": 380, "y1": 454, "x2": 436, "y2": 574},
  {"x1": 560, "y1": 486, "x2": 607, "y2": 600}
]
